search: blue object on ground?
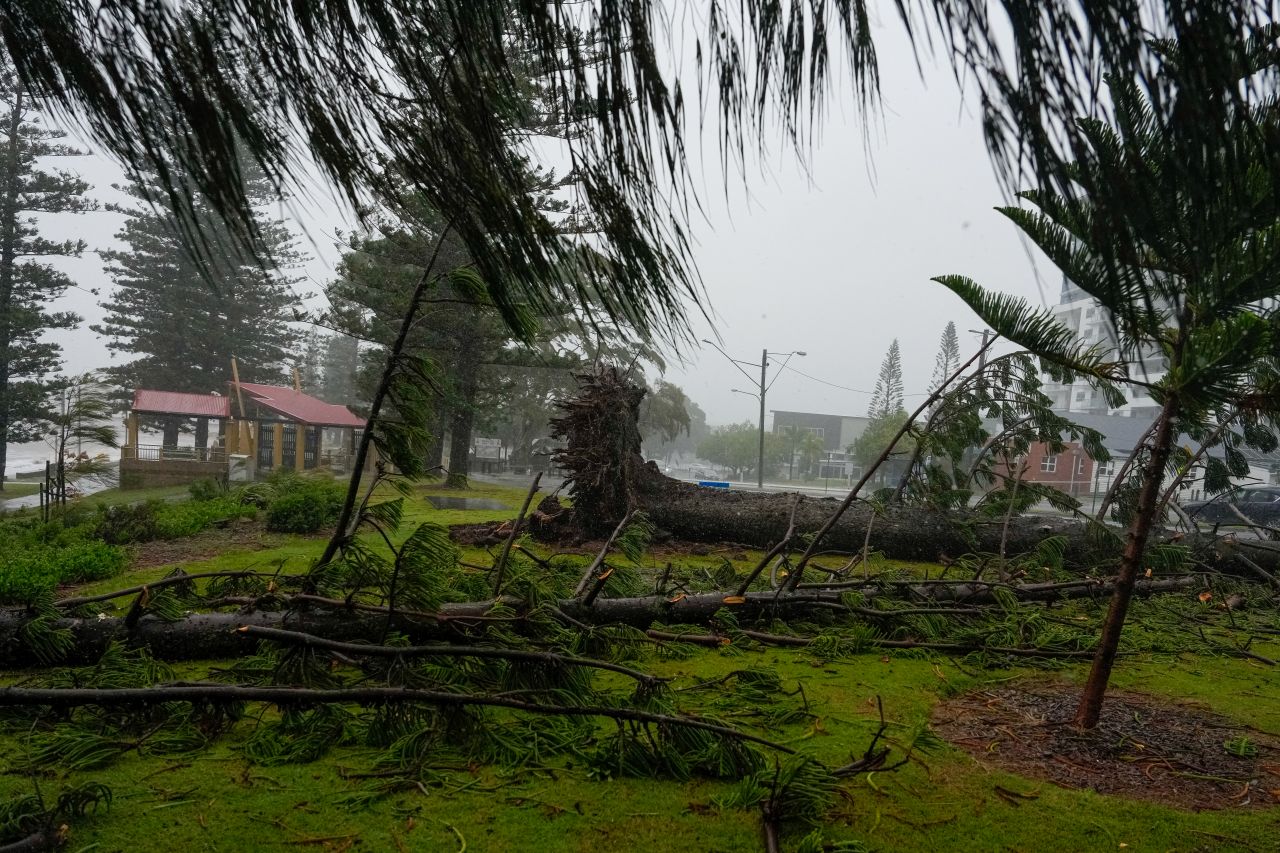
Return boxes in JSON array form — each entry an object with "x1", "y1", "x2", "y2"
[{"x1": 697, "y1": 481, "x2": 730, "y2": 489}]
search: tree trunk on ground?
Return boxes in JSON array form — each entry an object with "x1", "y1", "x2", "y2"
[
  {"x1": 542, "y1": 369, "x2": 1279, "y2": 576},
  {"x1": 0, "y1": 575, "x2": 1202, "y2": 668}
]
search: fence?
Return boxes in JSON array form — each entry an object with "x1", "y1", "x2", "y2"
[{"x1": 122, "y1": 445, "x2": 228, "y2": 464}]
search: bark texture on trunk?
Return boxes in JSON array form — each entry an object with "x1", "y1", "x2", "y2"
[{"x1": 1074, "y1": 393, "x2": 1180, "y2": 729}]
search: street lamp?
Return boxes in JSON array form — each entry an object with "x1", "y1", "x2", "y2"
[{"x1": 704, "y1": 340, "x2": 806, "y2": 489}]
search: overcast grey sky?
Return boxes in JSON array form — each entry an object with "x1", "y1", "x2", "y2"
[{"x1": 36, "y1": 15, "x2": 1055, "y2": 429}]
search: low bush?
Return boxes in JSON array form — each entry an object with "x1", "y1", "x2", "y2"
[
  {"x1": 154, "y1": 497, "x2": 253, "y2": 539},
  {"x1": 93, "y1": 502, "x2": 161, "y2": 545},
  {"x1": 265, "y1": 480, "x2": 345, "y2": 534},
  {"x1": 0, "y1": 540, "x2": 128, "y2": 604},
  {"x1": 188, "y1": 478, "x2": 226, "y2": 502}
]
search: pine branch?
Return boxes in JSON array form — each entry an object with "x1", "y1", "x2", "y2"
[
  {"x1": 0, "y1": 684, "x2": 793, "y2": 754},
  {"x1": 238, "y1": 625, "x2": 662, "y2": 685}
]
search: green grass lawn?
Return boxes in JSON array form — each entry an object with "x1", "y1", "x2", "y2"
[
  {"x1": 6, "y1": 479, "x2": 1280, "y2": 851},
  {"x1": 0, "y1": 481, "x2": 39, "y2": 500},
  {"x1": 2, "y1": 648, "x2": 1277, "y2": 852}
]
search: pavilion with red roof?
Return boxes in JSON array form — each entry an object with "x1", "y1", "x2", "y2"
[{"x1": 120, "y1": 379, "x2": 365, "y2": 488}]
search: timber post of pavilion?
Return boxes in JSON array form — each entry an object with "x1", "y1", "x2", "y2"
[{"x1": 120, "y1": 383, "x2": 366, "y2": 489}]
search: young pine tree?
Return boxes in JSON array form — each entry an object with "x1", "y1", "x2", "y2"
[
  {"x1": 0, "y1": 56, "x2": 97, "y2": 487},
  {"x1": 937, "y1": 32, "x2": 1280, "y2": 728},
  {"x1": 867, "y1": 339, "x2": 904, "y2": 419},
  {"x1": 928, "y1": 322, "x2": 961, "y2": 393},
  {"x1": 95, "y1": 159, "x2": 302, "y2": 394}
]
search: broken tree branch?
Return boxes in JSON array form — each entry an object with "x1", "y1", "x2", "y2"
[
  {"x1": 0, "y1": 685, "x2": 794, "y2": 754},
  {"x1": 493, "y1": 472, "x2": 542, "y2": 596}
]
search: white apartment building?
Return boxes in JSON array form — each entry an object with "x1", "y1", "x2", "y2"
[{"x1": 1043, "y1": 277, "x2": 1166, "y2": 418}]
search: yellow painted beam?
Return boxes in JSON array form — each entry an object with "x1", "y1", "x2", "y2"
[{"x1": 272, "y1": 422, "x2": 284, "y2": 469}]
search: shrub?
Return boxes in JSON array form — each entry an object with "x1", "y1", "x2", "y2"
[
  {"x1": 0, "y1": 541, "x2": 127, "y2": 604},
  {"x1": 154, "y1": 497, "x2": 252, "y2": 539},
  {"x1": 93, "y1": 502, "x2": 161, "y2": 545},
  {"x1": 265, "y1": 481, "x2": 345, "y2": 534},
  {"x1": 188, "y1": 478, "x2": 226, "y2": 502},
  {"x1": 58, "y1": 540, "x2": 129, "y2": 582}
]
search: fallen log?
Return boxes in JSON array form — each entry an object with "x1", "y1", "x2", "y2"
[
  {"x1": 0, "y1": 575, "x2": 1203, "y2": 668},
  {"x1": 540, "y1": 367, "x2": 1280, "y2": 577}
]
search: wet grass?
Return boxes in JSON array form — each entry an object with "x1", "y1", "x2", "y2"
[
  {"x1": 9, "y1": 481, "x2": 1280, "y2": 850},
  {"x1": 2, "y1": 646, "x2": 1278, "y2": 852}
]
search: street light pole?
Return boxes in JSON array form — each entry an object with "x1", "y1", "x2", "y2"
[
  {"x1": 703, "y1": 340, "x2": 805, "y2": 490},
  {"x1": 758, "y1": 348, "x2": 767, "y2": 489}
]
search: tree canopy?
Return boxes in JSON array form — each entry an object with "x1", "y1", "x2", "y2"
[
  {"x1": 5, "y1": 2, "x2": 1277, "y2": 347},
  {"x1": 0, "y1": 53, "x2": 95, "y2": 485}
]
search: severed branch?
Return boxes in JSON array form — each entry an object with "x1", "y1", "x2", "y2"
[
  {"x1": 56, "y1": 570, "x2": 286, "y2": 609},
  {"x1": 652, "y1": 627, "x2": 1103, "y2": 659},
  {"x1": 785, "y1": 336, "x2": 996, "y2": 590},
  {"x1": 239, "y1": 625, "x2": 661, "y2": 685},
  {"x1": 735, "y1": 495, "x2": 801, "y2": 597},
  {"x1": 574, "y1": 510, "x2": 635, "y2": 603},
  {"x1": 0, "y1": 685, "x2": 794, "y2": 754},
  {"x1": 492, "y1": 472, "x2": 543, "y2": 596}
]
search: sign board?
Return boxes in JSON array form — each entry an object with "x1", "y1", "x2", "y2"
[{"x1": 473, "y1": 437, "x2": 503, "y2": 460}]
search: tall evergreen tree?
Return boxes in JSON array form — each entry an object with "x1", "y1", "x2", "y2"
[
  {"x1": 867, "y1": 340, "x2": 904, "y2": 420},
  {"x1": 94, "y1": 158, "x2": 302, "y2": 395},
  {"x1": 0, "y1": 55, "x2": 96, "y2": 488},
  {"x1": 296, "y1": 330, "x2": 325, "y2": 396},
  {"x1": 320, "y1": 333, "x2": 359, "y2": 406},
  {"x1": 929, "y1": 322, "x2": 961, "y2": 393}
]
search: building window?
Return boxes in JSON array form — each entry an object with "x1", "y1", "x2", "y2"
[
  {"x1": 1096, "y1": 460, "x2": 1114, "y2": 477},
  {"x1": 806, "y1": 427, "x2": 824, "y2": 438},
  {"x1": 1040, "y1": 454, "x2": 1058, "y2": 473},
  {"x1": 1077, "y1": 457, "x2": 1087, "y2": 476},
  {"x1": 1075, "y1": 390, "x2": 1086, "y2": 401}
]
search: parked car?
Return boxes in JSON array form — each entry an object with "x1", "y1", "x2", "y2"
[{"x1": 1181, "y1": 485, "x2": 1280, "y2": 526}]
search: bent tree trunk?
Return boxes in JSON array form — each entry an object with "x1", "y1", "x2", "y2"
[{"x1": 544, "y1": 369, "x2": 1276, "y2": 575}]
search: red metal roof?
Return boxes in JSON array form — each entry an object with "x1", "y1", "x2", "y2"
[
  {"x1": 236, "y1": 383, "x2": 365, "y2": 428},
  {"x1": 132, "y1": 389, "x2": 231, "y2": 418}
]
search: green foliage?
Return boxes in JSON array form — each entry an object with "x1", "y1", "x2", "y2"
[
  {"x1": 188, "y1": 478, "x2": 225, "y2": 501},
  {"x1": 715, "y1": 755, "x2": 837, "y2": 824},
  {"x1": 94, "y1": 496, "x2": 254, "y2": 544},
  {"x1": 95, "y1": 152, "x2": 301, "y2": 393},
  {"x1": 264, "y1": 480, "x2": 346, "y2": 533},
  {"x1": 0, "y1": 782, "x2": 112, "y2": 846},
  {"x1": 697, "y1": 422, "x2": 788, "y2": 480},
  {"x1": 0, "y1": 539, "x2": 127, "y2": 605},
  {"x1": 1222, "y1": 735, "x2": 1257, "y2": 758},
  {"x1": 0, "y1": 52, "x2": 96, "y2": 471}
]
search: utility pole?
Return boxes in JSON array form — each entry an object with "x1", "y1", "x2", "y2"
[
  {"x1": 702, "y1": 340, "x2": 806, "y2": 490},
  {"x1": 757, "y1": 348, "x2": 767, "y2": 489},
  {"x1": 970, "y1": 328, "x2": 993, "y2": 369}
]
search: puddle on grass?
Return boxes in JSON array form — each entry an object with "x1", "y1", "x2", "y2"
[{"x1": 426, "y1": 496, "x2": 510, "y2": 511}]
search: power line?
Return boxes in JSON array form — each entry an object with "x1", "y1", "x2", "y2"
[{"x1": 781, "y1": 363, "x2": 928, "y2": 396}]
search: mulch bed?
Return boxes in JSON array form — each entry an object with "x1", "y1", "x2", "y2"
[
  {"x1": 128, "y1": 518, "x2": 299, "y2": 568},
  {"x1": 932, "y1": 679, "x2": 1280, "y2": 811}
]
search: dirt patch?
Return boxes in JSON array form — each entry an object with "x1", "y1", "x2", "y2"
[
  {"x1": 128, "y1": 518, "x2": 301, "y2": 568},
  {"x1": 450, "y1": 520, "x2": 757, "y2": 556},
  {"x1": 932, "y1": 680, "x2": 1280, "y2": 811}
]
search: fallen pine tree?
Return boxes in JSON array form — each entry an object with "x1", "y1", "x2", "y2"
[
  {"x1": 527, "y1": 367, "x2": 1280, "y2": 578},
  {"x1": 0, "y1": 573, "x2": 1204, "y2": 668}
]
